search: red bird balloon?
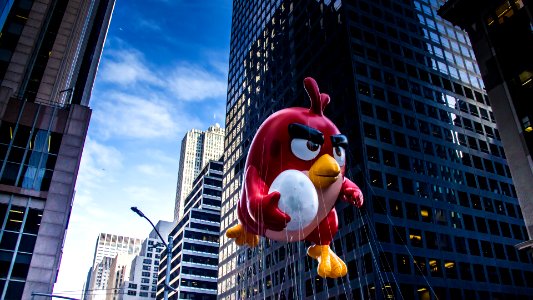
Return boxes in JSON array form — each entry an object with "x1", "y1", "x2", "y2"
[{"x1": 226, "y1": 77, "x2": 363, "y2": 278}]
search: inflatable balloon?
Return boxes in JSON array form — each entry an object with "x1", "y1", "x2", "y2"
[{"x1": 226, "y1": 77, "x2": 364, "y2": 278}]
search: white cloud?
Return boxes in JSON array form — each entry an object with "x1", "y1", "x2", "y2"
[
  {"x1": 99, "y1": 49, "x2": 161, "y2": 86},
  {"x1": 138, "y1": 19, "x2": 161, "y2": 32},
  {"x1": 77, "y1": 137, "x2": 123, "y2": 190},
  {"x1": 136, "y1": 163, "x2": 172, "y2": 177},
  {"x1": 92, "y1": 92, "x2": 197, "y2": 140},
  {"x1": 99, "y1": 48, "x2": 227, "y2": 102},
  {"x1": 168, "y1": 64, "x2": 227, "y2": 101},
  {"x1": 124, "y1": 185, "x2": 161, "y2": 204}
]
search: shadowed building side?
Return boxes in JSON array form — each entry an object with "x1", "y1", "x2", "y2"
[{"x1": 439, "y1": 0, "x2": 533, "y2": 252}]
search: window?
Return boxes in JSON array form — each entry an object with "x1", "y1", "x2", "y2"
[
  {"x1": 425, "y1": 231, "x2": 437, "y2": 249},
  {"x1": 459, "y1": 262, "x2": 472, "y2": 280},
  {"x1": 445, "y1": 261, "x2": 457, "y2": 279},
  {"x1": 369, "y1": 170, "x2": 382, "y2": 188},
  {"x1": 468, "y1": 239, "x2": 481, "y2": 256},
  {"x1": 409, "y1": 229, "x2": 423, "y2": 247},
  {"x1": 379, "y1": 127, "x2": 392, "y2": 143},
  {"x1": 397, "y1": 254, "x2": 411, "y2": 274},
  {"x1": 406, "y1": 203, "x2": 418, "y2": 221},
  {"x1": 364, "y1": 123, "x2": 376, "y2": 139},
  {"x1": 389, "y1": 199, "x2": 403, "y2": 217},
  {"x1": 394, "y1": 131, "x2": 406, "y2": 147},
  {"x1": 474, "y1": 264, "x2": 486, "y2": 282},
  {"x1": 429, "y1": 259, "x2": 442, "y2": 277},
  {"x1": 393, "y1": 226, "x2": 406, "y2": 245},
  {"x1": 372, "y1": 196, "x2": 386, "y2": 214},
  {"x1": 382, "y1": 150, "x2": 395, "y2": 167},
  {"x1": 358, "y1": 82, "x2": 371, "y2": 96},
  {"x1": 367, "y1": 146, "x2": 379, "y2": 163},
  {"x1": 414, "y1": 256, "x2": 427, "y2": 276},
  {"x1": 385, "y1": 174, "x2": 399, "y2": 191},
  {"x1": 476, "y1": 217, "x2": 488, "y2": 233},
  {"x1": 376, "y1": 223, "x2": 390, "y2": 242},
  {"x1": 420, "y1": 206, "x2": 432, "y2": 223},
  {"x1": 454, "y1": 236, "x2": 467, "y2": 254}
]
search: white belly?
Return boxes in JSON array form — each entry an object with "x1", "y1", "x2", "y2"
[{"x1": 265, "y1": 169, "x2": 342, "y2": 242}]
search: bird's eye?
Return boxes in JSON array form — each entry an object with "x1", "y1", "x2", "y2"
[
  {"x1": 333, "y1": 146, "x2": 345, "y2": 167},
  {"x1": 307, "y1": 141, "x2": 320, "y2": 151},
  {"x1": 291, "y1": 138, "x2": 321, "y2": 161}
]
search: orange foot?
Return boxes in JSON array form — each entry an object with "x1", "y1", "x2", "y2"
[
  {"x1": 307, "y1": 245, "x2": 347, "y2": 278},
  {"x1": 226, "y1": 223, "x2": 259, "y2": 247}
]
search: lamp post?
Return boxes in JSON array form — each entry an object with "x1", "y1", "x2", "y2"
[{"x1": 130, "y1": 207, "x2": 176, "y2": 300}]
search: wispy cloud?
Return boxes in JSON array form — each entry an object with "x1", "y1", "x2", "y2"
[
  {"x1": 92, "y1": 91, "x2": 187, "y2": 140},
  {"x1": 168, "y1": 64, "x2": 227, "y2": 101},
  {"x1": 92, "y1": 47, "x2": 225, "y2": 141},
  {"x1": 77, "y1": 137, "x2": 123, "y2": 190},
  {"x1": 137, "y1": 19, "x2": 162, "y2": 32},
  {"x1": 99, "y1": 49, "x2": 161, "y2": 86},
  {"x1": 136, "y1": 163, "x2": 172, "y2": 177},
  {"x1": 124, "y1": 185, "x2": 162, "y2": 204},
  {"x1": 98, "y1": 48, "x2": 227, "y2": 102}
]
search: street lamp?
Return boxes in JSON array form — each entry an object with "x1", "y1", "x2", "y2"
[{"x1": 130, "y1": 207, "x2": 176, "y2": 300}]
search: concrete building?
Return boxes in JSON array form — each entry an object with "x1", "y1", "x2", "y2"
[
  {"x1": 84, "y1": 233, "x2": 142, "y2": 300},
  {"x1": 117, "y1": 220, "x2": 173, "y2": 300},
  {"x1": 105, "y1": 253, "x2": 136, "y2": 300},
  {"x1": 0, "y1": 0, "x2": 114, "y2": 298},
  {"x1": 438, "y1": 0, "x2": 533, "y2": 251},
  {"x1": 174, "y1": 125, "x2": 224, "y2": 221},
  {"x1": 158, "y1": 159, "x2": 222, "y2": 300},
  {"x1": 219, "y1": 0, "x2": 533, "y2": 299}
]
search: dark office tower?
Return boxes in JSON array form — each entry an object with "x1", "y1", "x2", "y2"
[
  {"x1": 0, "y1": 0, "x2": 114, "y2": 298},
  {"x1": 438, "y1": 0, "x2": 533, "y2": 252},
  {"x1": 158, "y1": 159, "x2": 223, "y2": 300},
  {"x1": 219, "y1": 0, "x2": 533, "y2": 299}
]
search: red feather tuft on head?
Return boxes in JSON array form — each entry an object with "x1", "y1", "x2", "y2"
[{"x1": 304, "y1": 77, "x2": 330, "y2": 116}]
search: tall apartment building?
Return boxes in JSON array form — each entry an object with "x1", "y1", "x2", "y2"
[
  {"x1": 117, "y1": 220, "x2": 173, "y2": 300},
  {"x1": 174, "y1": 124, "x2": 224, "y2": 221},
  {"x1": 84, "y1": 233, "x2": 142, "y2": 300},
  {"x1": 105, "y1": 252, "x2": 136, "y2": 300},
  {"x1": 438, "y1": 0, "x2": 533, "y2": 250},
  {"x1": 158, "y1": 159, "x2": 222, "y2": 300},
  {"x1": 219, "y1": 0, "x2": 533, "y2": 299},
  {"x1": 0, "y1": 0, "x2": 114, "y2": 298}
]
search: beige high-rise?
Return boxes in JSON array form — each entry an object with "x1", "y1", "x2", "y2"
[{"x1": 174, "y1": 124, "x2": 224, "y2": 221}]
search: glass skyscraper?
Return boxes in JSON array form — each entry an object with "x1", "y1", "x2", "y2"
[{"x1": 219, "y1": 0, "x2": 533, "y2": 299}]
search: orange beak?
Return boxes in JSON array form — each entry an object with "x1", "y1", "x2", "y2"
[{"x1": 309, "y1": 154, "x2": 340, "y2": 189}]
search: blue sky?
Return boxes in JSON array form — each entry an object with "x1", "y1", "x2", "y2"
[{"x1": 53, "y1": 0, "x2": 232, "y2": 295}]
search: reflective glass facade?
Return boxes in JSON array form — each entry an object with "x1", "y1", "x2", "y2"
[
  {"x1": 0, "y1": 200, "x2": 41, "y2": 299},
  {"x1": 219, "y1": 0, "x2": 533, "y2": 299},
  {"x1": 439, "y1": 0, "x2": 533, "y2": 247}
]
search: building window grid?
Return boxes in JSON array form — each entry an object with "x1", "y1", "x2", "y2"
[
  {"x1": 221, "y1": 0, "x2": 532, "y2": 299},
  {"x1": 0, "y1": 198, "x2": 42, "y2": 299}
]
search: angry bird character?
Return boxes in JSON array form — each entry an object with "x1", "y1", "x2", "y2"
[{"x1": 226, "y1": 77, "x2": 363, "y2": 278}]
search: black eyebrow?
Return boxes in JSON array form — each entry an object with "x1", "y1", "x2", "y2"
[
  {"x1": 288, "y1": 123, "x2": 324, "y2": 144},
  {"x1": 331, "y1": 134, "x2": 348, "y2": 148}
]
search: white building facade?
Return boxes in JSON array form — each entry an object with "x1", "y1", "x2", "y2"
[
  {"x1": 118, "y1": 221, "x2": 173, "y2": 300},
  {"x1": 174, "y1": 124, "x2": 224, "y2": 221},
  {"x1": 84, "y1": 233, "x2": 142, "y2": 299}
]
